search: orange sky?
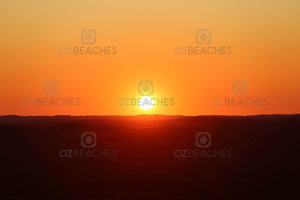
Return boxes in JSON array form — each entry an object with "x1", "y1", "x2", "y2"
[{"x1": 0, "y1": 0, "x2": 299, "y2": 116}]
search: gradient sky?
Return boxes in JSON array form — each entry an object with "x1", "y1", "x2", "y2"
[{"x1": 0, "y1": 0, "x2": 299, "y2": 116}]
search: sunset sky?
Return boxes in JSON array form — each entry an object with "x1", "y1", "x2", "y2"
[{"x1": 0, "y1": 0, "x2": 299, "y2": 116}]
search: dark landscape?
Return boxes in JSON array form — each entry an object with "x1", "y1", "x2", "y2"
[{"x1": 0, "y1": 115, "x2": 299, "y2": 200}]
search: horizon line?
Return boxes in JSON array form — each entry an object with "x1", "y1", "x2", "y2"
[{"x1": 0, "y1": 114, "x2": 299, "y2": 117}]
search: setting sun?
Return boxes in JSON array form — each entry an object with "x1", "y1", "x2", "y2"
[{"x1": 139, "y1": 96, "x2": 154, "y2": 110}]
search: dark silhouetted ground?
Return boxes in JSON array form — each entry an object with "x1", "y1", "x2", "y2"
[{"x1": 0, "y1": 115, "x2": 299, "y2": 199}]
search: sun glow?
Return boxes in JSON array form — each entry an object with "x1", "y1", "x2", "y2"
[{"x1": 139, "y1": 96, "x2": 154, "y2": 110}]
